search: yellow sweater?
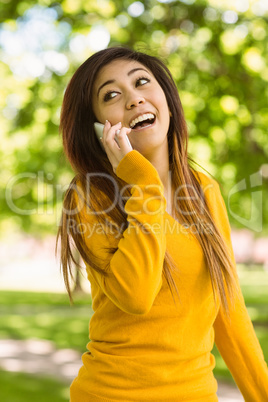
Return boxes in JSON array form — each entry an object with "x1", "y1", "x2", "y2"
[{"x1": 70, "y1": 150, "x2": 268, "y2": 401}]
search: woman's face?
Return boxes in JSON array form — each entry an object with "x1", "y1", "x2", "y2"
[{"x1": 92, "y1": 58, "x2": 170, "y2": 154}]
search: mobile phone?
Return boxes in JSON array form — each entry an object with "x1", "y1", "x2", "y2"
[
  {"x1": 94, "y1": 122, "x2": 105, "y2": 149},
  {"x1": 94, "y1": 122, "x2": 132, "y2": 150}
]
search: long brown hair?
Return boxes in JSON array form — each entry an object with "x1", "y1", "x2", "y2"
[{"x1": 56, "y1": 47, "x2": 238, "y2": 314}]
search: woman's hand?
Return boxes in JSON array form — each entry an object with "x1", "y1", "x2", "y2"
[{"x1": 101, "y1": 120, "x2": 133, "y2": 173}]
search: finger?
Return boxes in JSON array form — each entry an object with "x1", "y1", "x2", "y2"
[
  {"x1": 104, "y1": 121, "x2": 122, "y2": 149},
  {"x1": 102, "y1": 119, "x2": 111, "y2": 139},
  {"x1": 115, "y1": 127, "x2": 132, "y2": 150}
]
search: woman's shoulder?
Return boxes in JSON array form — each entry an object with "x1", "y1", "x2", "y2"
[
  {"x1": 69, "y1": 176, "x2": 99, "y2": 223},
  {"x1": 193, "y1": 169, "x2": 220, "y2": 191},
  {"x1": 192, "y1": 170, "x2": 227, "y2": 216}
]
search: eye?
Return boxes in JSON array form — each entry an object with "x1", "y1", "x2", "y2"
[
  {"x1": 136, "y1": 77, "x2": 150, "y2": 87},
  {"x1": 103, "y1": 91, "x2": 118, "y2": 102}
]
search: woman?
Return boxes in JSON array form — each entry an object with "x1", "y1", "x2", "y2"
[{"x1": 57, "y1": 47, "x2": 268, "y2": 401}]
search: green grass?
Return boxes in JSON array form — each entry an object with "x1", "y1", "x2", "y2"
[
  {"x1": 0, "y1": 291, "x2": 89, "y2": 401},
  {"x1": 0, "y1": 370, "x2": 69, "y2": 402},
  {"x1": 0, "y1": 290, "x2": 91, "y2": 307},
  {"x1": 0, "y1": 290, "x2": 92, "y2": 352},
  {"x1": 238, "y1": 264, "x2": 268, "y2": 306}
]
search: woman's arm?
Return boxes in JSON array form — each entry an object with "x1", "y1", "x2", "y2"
[
  {"x1": 76, "y1": 150, "x2": 167, "y2": 315},
  {"x1": 202, "y1": 173, "x2": 268, "y2": 400}
]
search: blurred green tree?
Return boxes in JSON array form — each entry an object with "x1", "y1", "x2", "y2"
[{"x1": 0, "y1": 0, "x2": 267, "y2": 238}]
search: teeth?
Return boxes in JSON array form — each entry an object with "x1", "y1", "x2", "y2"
[{"x1": 130, "y1": 113, "x2": 155, "y2": 128}]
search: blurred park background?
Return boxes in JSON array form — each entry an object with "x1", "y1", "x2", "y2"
[{"x1": 0, "y1": 0, "x2": 268, "y2": 400}]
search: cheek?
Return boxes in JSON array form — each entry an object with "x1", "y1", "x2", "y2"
[
  {"x1": 94, "y1": 104, "x2": 123, "y2": 125},
  {"x1": 157, "y1": 90, "x2": 169, "y2": 111},
  {"x1": 93, "y1": 108, "x2": 111, "y2": 124},
  {"x1": 160, "y1": 97, "x2": 170, "y2": 120}
]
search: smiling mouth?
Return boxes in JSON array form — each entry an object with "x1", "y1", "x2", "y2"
[{"x1": 130, "y1": 113, "x2": 156, "y2": 130}]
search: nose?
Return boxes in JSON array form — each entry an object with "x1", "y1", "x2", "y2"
[{"x1": 126, "y1": 93, "x2": 145, "y2": 109}]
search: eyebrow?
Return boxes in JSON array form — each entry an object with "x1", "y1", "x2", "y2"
[{"x1": 97, "y1": 67, "x2": 150, "y2": 97}]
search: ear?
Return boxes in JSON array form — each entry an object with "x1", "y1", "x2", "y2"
[{"x1": 169, "y1": 109, "x2": 172, "y2": 117}]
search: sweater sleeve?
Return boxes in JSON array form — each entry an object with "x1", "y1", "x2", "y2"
[
  {"x1": 77, "y1": 150, "x2": 166, "y2": 315},
  {"x1": 201, "y1": 172, "x2": 268, "y2": 401}
]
